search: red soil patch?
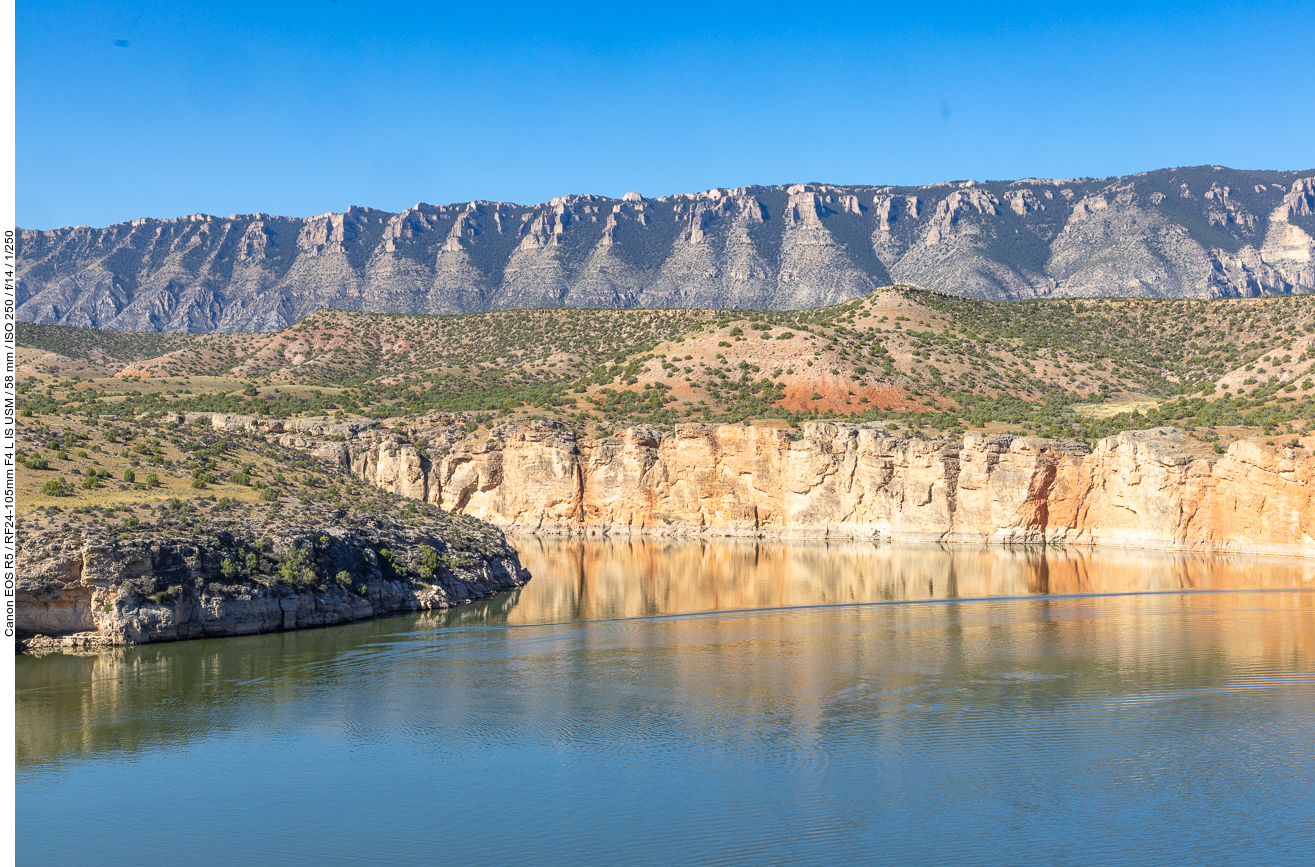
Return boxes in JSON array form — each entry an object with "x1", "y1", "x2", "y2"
[{"x1": 777, "y1": 382, "x2": 935, "y2": 414}]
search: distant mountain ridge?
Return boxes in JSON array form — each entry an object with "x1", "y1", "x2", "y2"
[{"x1": 17, "y1": 166, "x2": 1315, "y2": 333}]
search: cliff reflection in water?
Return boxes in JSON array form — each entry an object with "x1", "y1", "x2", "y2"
[
  {"x1": 16, "y1": 539, "x2": 1315, "y2": 776},
  {"x1": 502, "y1": 536, "x2": 1315, "y2": 623}
]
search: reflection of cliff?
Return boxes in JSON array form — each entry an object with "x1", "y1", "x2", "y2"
[
  {"x1": 312, "y1": 420, "x2": 1315, "y2": 557},
  {"x1": 14, "y1": 606, "x2": 483, "y2": 769},
  {"x1": 505, "y1": 537, "x2": 1315, "y2": 624},
  {"x1": 18, "y1": 539, "x2": 1315, "y2": 774}
]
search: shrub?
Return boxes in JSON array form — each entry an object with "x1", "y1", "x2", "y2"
[
  {"x1": 24, "y1": 456, "x2": 49, "y2": 470},
  {"x1": 229, "y1": 471, "x2": 250, "y2": 486},
  {"x1": 80, "y1": 473, "x2": 101, "y2": 490},
  {"x1": 191, "y1": 479, "x2": 207, "y2": 489},
  {"x1": 40, "y1": 477, "x2": 72, "y2": 497},
  {"x1": 220, "y1": 558, "x2": 237, "y2": 579},
  {"x1": 278, "y1": 547, "x2": 315, "y2": 585},
  {"x1": 123, "y1": 469, "x2": 135, "y2": 483},
  {"x1": 146, "y1": 473, "x2": 161, "y2": 487},
  {"x1": 419, "y1": 544, "x2": 440, "y2": 580},
  {"x1": 259, "y1": 487, "x2": 281, "y2": 502}
]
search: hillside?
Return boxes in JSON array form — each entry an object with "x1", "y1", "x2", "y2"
[
  {"x1": 16, "y1": 167, "x2": 1315, "y2": 333},
  {"x1": 16, "y1": 287, "x2": 1315, "y2": 446},
  {"x1": 13, "y1": 411, "x2": 529, "y2": 647}
]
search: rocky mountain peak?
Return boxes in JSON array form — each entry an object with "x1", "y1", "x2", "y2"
[{"x1": 16, "y1": 166, "x2": 1315, "y2": 332}]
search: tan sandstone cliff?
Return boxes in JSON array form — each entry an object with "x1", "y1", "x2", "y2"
[{"x1": 238, "y1": 416, "x2": 1314, "y2": 558}]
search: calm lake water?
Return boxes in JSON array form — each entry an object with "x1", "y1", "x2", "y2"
[{"x1": 17, "y1": 539, "x2": 1315, "y2": 866}]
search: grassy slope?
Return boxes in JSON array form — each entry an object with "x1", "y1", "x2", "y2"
[
  {"x1": 14, "y1": 414, "x2": 349, "y2": 515},
  {"x1": 17, "y1": 287, "x2": 1315, "y2": 446}
]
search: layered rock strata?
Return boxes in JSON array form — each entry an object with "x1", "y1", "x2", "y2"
[
  {"x1": 245, "y1": 416, "x2": 1314, "y2": 557},
  {"x1": 17, "y1": 505, "x2": 529, "y2": 649},
  {"x1": 19, "y1": 168, "x2": 1315, "y2": 331}
]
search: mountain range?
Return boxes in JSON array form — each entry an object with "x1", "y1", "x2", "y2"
[{"x1": 17, "y1": 166, "x2": 1315, "y2": 333}]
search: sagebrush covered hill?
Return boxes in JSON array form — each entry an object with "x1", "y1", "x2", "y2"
[{"x1": 16, "y1": 287, "x2": 1315, "y2": 445}]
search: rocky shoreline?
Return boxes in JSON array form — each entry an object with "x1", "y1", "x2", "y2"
[{"x1": 16, "y1": 499, "x2": 529, "y2": 651}]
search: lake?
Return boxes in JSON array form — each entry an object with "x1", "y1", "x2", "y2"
[{"x1": 16, "y1": 539, "x2": 1315, "y2": 865}]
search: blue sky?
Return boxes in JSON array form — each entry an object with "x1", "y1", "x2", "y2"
[{"x1": 17, "y1": 1, "x2": 1315, "y2": 229}]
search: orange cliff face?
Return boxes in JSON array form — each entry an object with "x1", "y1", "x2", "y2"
[
  {"x1": 1037, "y1": 431, "x2": 1315, "y2": 553},
  {"x1": 271, "y1": 420, "x2": 1315, "y2": 557}
]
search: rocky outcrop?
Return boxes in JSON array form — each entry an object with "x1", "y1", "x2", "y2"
[
  {"x1": 279, "y1": 419, "x2": 1315, "y2": 558},
  {"x1": 18, "y1": 168, "x2": 1315, "y2": 332},
  {"x1": 17, "y1": 500, "x2": 529, "y2": 649}
]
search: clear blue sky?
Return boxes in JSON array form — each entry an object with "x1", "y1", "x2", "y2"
[{"x1": 17, "y1": 0, "x2": 1315, "y2": 229}]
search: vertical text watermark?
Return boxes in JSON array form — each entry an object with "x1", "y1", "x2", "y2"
[{"x1": 3, "y1": 0, "x2": 17, "y2": 856}]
